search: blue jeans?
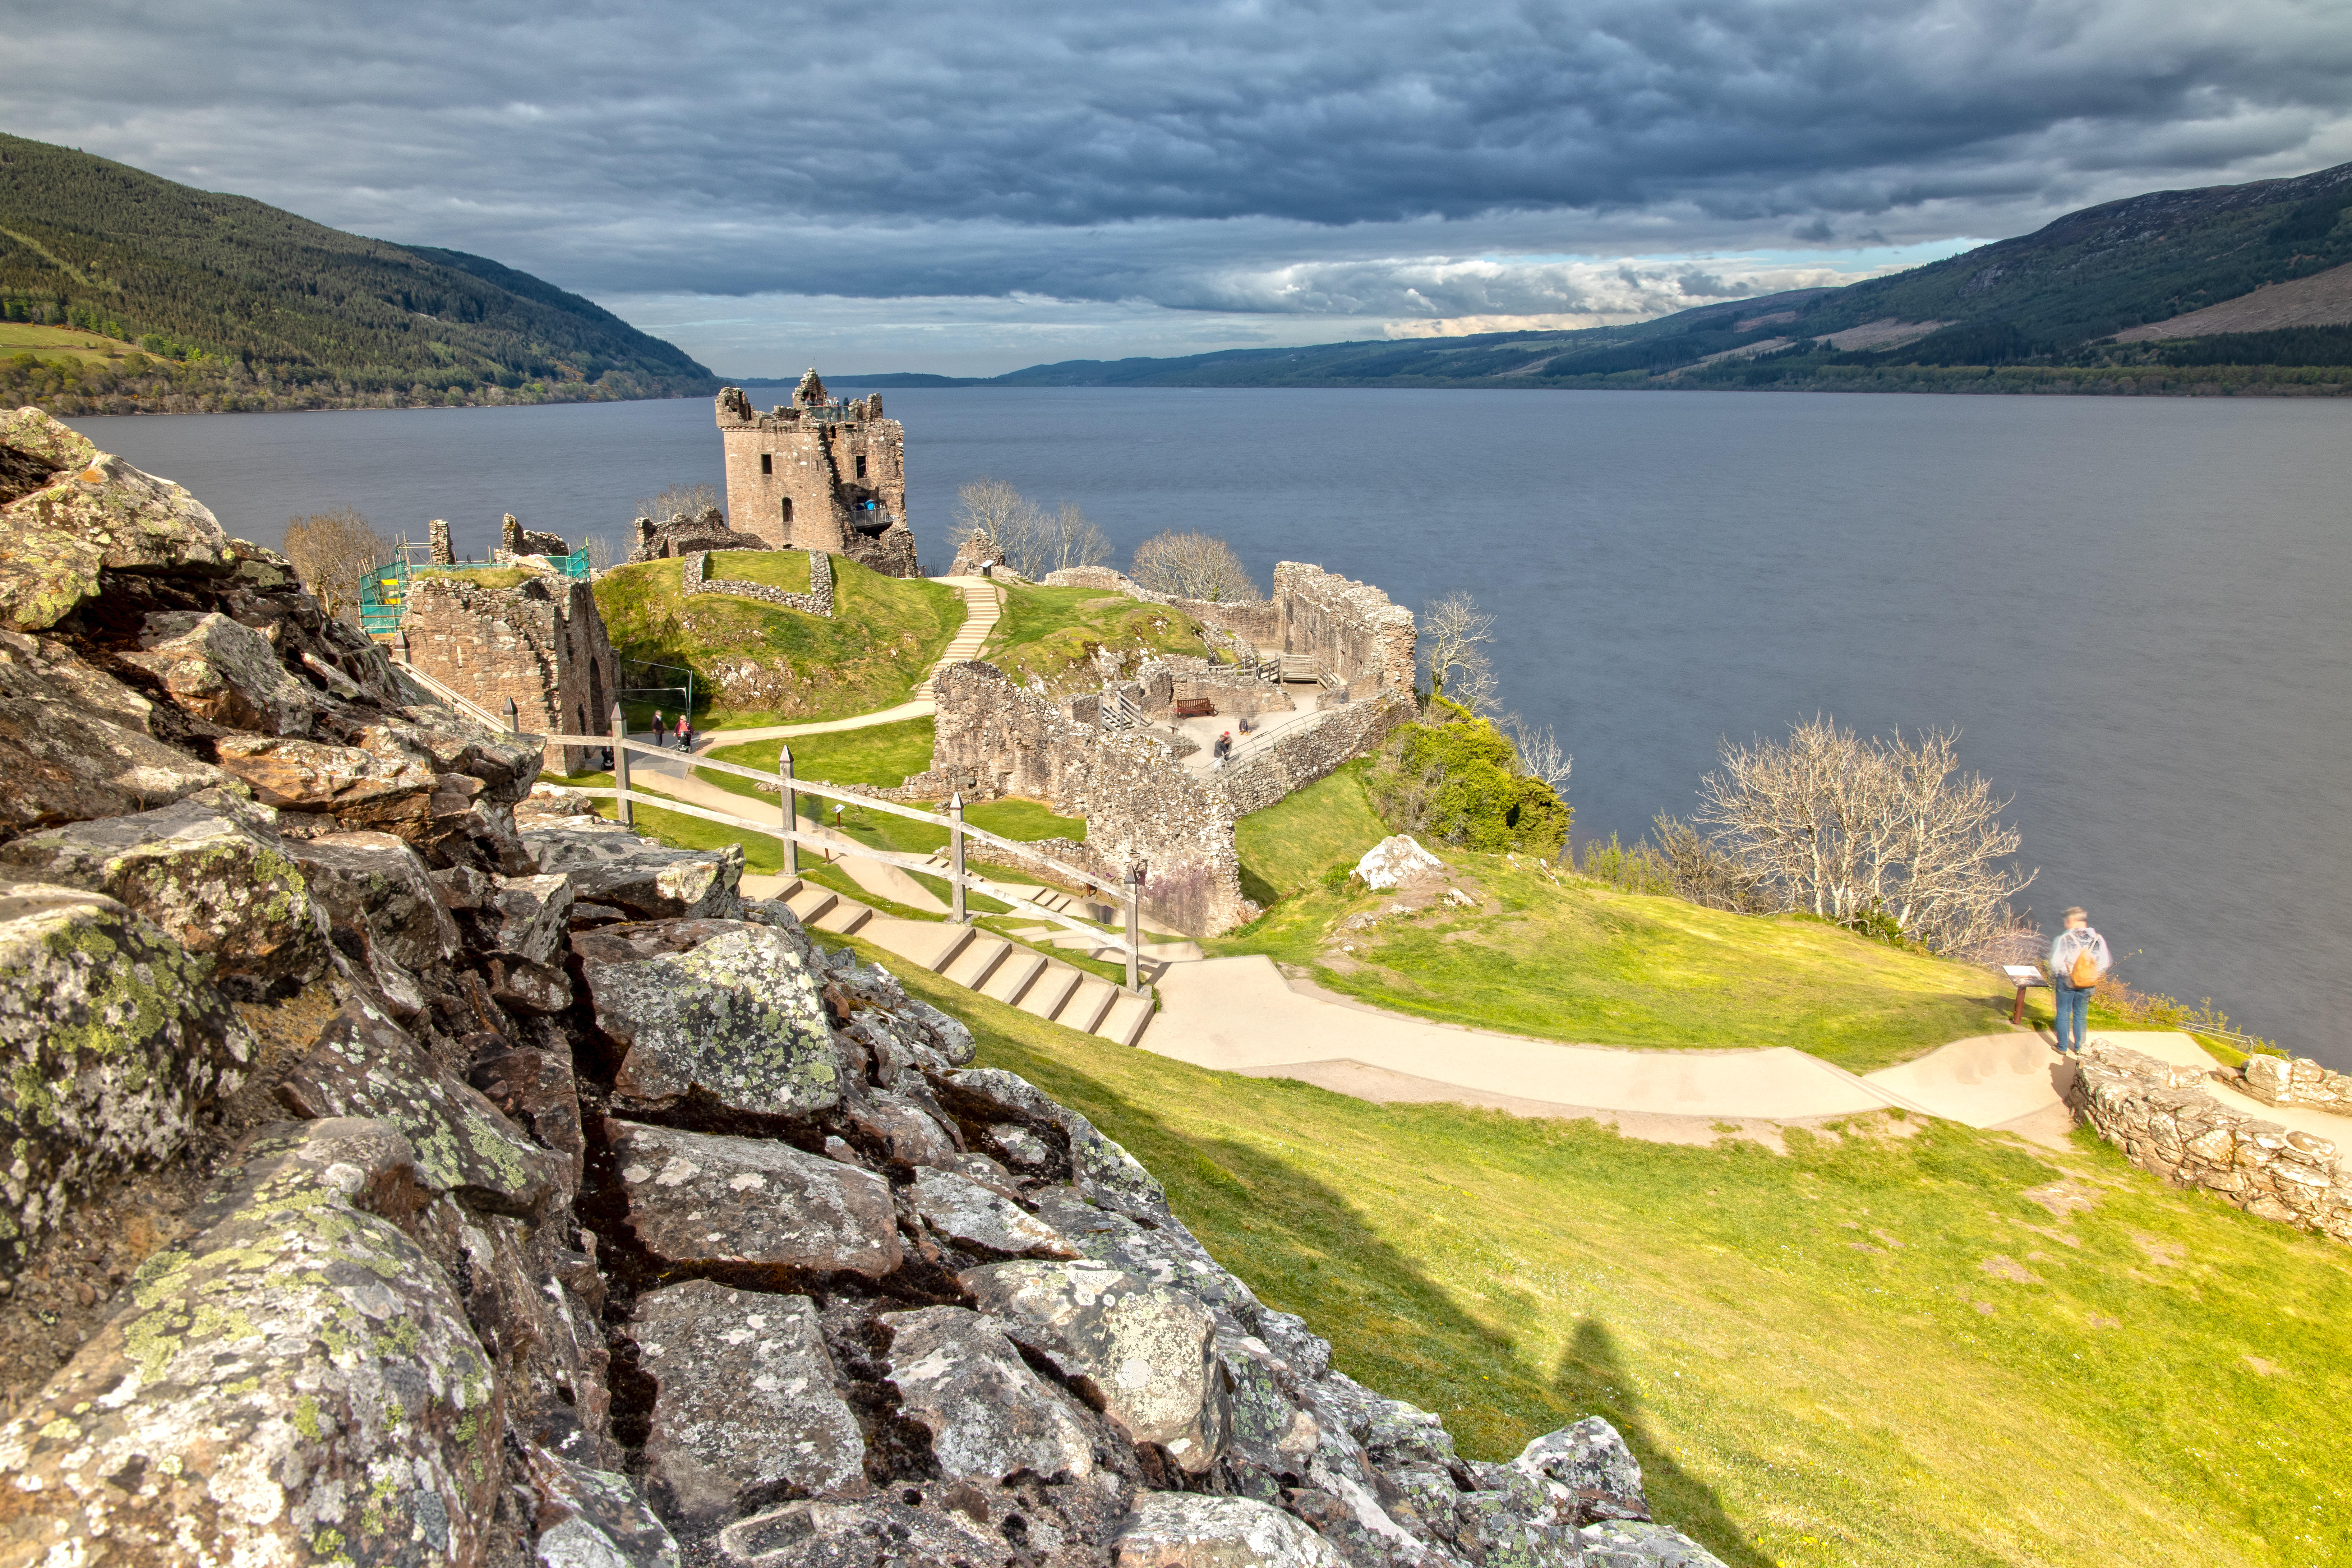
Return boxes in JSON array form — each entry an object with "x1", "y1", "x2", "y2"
[{"x1": 2053, "y1": 983, "x2": 2092, "y2": 1053}]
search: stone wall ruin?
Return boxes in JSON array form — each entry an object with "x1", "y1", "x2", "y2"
[
  {"x1": 403, "y1": 572, "x2": 619, "y2": 774},
  {"x1": 684, "y1": 548, "x2": 835, "y2": 617},
  {"x1": 716, "y1": 371, "x2": 920, "y2": 577}
]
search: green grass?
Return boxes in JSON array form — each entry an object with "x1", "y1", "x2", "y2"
[
  {"x1": 704, "y1": 550, "x2": 811, "y2": 593},
  {"x1": 983, "y1": 583, "x2": 1219, "y2": 688},
  {"x1": 0, "y1": 322, "x2": 126, "y2": 366},
  {"x1": 1232, "y1": 761, "x2": 1390, "y2": 905},
  {"x1": 1220, "y1": 814, "x2": 2021, "y2": 1071},
  {"x1": 594, "y1": 553, "x2": 960, "y2": 727},
  {"x1": 706, "y1": 718, "x2": 937, "y2": 794},
  {"x1": 838, "y1": 951, "x2": 2352, "y2": 1568}
]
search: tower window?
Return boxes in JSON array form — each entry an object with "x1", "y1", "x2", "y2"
[
  {"x1": 781, "y1": 497, "x2": 794, "y2": 523},
  {"x1": 856, "y1": 455, "x2": 868, "y2": 478},
  {"x1": 760, "y1": 453, "x2": 773, "y2": 475}
]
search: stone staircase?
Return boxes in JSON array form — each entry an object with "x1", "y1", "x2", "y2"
[
  {"x1": 762, "y1": 872, "x2": 1154, "y2": 1047},
  {"x1": 913, "y1": 578, "x2": 1002, "y2": 700}
]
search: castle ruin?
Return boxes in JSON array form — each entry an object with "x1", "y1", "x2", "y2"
[
  {"x1": 402, "y1": 566, "x2": 619, "y2": 776},
  {"x1": 715, "y1": 369, "x2": 919, "y2": 577}
]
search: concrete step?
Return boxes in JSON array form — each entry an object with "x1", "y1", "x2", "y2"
[
  {"x1": 979, "y1": 948, "x2": 1050, "y2": 1006},
  {"x1": 1059, "y1": 976, "x2": 1121, "y2": 1035},
  {"x1": 783, "y1": 881, "x2": 839, "y2": 926},
  {"x1": 940, "y1": 934, "x2": 1013, "y2": 991},
  {"x1": 1014, "y1": 964, "x2": 1083, "y2": 1023},
  {"x1": 1095, "y1": 991, "x2": 1154, "y2": 1047},
  {"x1": 809, "y1": 899, "x2": 871, "y2": 935}
]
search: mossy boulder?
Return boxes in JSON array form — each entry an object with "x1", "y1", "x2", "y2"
[
  {"x1": 0, "y1": 881, "x2": 253, "y2": 1277},
  {"x1": 0, "y1": 1117, "x2": 504, "y2": 1568}
]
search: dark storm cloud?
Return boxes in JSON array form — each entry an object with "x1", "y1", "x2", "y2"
[{"x1": 6, "y1": 0, "x2": 2352, "y2": 312}]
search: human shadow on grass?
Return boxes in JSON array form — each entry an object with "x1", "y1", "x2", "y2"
[
  {"x1": 979, "y1": 1045, "x2": 1768, "y2": 1568},
  {"x1": 1554, "y1": 1319, "x2": 1770, "y2": 1568}
]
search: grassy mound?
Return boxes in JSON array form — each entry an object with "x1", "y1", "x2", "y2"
[
  {"x1": 857, "y1": 952, "x2": 2350, "y2": 1568},
  {"x1": 1223, "y1": 768, "x2": 2014, "y2": 1070},
  {"x1": 593, "y1": 554, "x2": 960, "y2": 726},
  {"x1": 984, "y1": 584, "x2": 1220, "y2": 688}
]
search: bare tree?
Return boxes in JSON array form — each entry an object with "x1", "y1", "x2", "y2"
[
  {"x1": 1131, "y1": 530, "x2": 1260, "y2": 603},
  {"x1": 1420, "y1": 590, "x2": 1499, "y2": 715},
  {"x1": 635, "y1": 481, "x2": 719, "y2": 524},
  {"x1": 1503, "y1": 712, "x2": 1573, "y2": 792},
  {"x1": 955, "y1": 477, "x2": 1038, "y2": 564},
  {"x1": 582, "y1": 532, "x2": 617, "y2": 574},
  {"x1": 1691, "y1": 715, "x2": 2035, "y2": 954},
  {"x1": 1647, "y1": 815, "x2": 1773, "y2": 913},
  {"x1": 283, "y1": 507, "x2": 392, "y2": 622},
  {"x1": 997, "y1": 499, "x2": 1112, "y2": 579}
]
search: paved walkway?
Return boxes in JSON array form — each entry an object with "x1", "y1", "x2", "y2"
[{"x1": 1139, "y1": 956, "x2": 2330, "y2": 1149}]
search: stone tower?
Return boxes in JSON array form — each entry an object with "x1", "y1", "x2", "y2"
[{"x1": 714, "y1": 370, "x2": 919, "y2": 576}]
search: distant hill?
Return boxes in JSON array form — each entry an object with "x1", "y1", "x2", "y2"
[
  {"x1": 0, "y1": 132, "x2": 716, "y2": 414},
  {"x1": 873, "y1": 163, "x2": 2352, "y2": 396}
]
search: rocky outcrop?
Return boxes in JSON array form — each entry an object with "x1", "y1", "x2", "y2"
[
  {"x1": 0, "y1": 407, "x2": 1727, "y2": 1568},
  {"x1": 2070, "y1": 1043, "x2": 2352, "y2": 1244},
  {"x1": 2232, "y1": 1052, "x2": 2352, "y2": 1116}
]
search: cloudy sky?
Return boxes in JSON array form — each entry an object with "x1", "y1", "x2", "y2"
[{"x1": 9, "y1": 0, "x2": 2352, "y2": 374}]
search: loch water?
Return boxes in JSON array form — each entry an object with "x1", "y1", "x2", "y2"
[{"x1": 75, "y1": 388, "x2": 2352, "y2": 1069}]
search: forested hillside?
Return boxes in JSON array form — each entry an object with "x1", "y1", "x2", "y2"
[
  {"x1": 0, "y1": 133, "x2": 715, "y2": 414},
  {"x1": 855, "y1": 161, "x2": 2352, "y2": 397}
]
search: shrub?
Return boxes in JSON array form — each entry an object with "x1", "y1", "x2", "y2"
[{"x1": 1368, "y1": 704, "x2": 1569, "y2": 856}]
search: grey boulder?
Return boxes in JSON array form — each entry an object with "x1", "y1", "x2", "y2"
[
  {"x1": 1577, "y1": 1522, "x2": 1728, "y2": 1568},
  {"x1": 581, "y1": 922, "x2": 844, "y2": 1119},
  {"x1": 123, "y1": 608, "x2": 318, "y2": 736},
  {"x1": 960, "y1": 1260, "x2": 1225, "y2": 1474},
  {"x1": 0, "y1": 627, "x2": 226, "y2": 834},
  {"x1": 0, "y1": 882, "x2": 253, "y2": 1275},
  {"x1": 632, "y1": 1280, "x2": 870, "y2": 1524},
  {"x1": 909, "y1": 1167, "x2": 1078, "y2": 1258},
  {"x1": 1114, "y1": 1493, "x2": 1345, "y2": 1568},
  {"x1": 526, "y1": 826, "x2": 743, "y2": 919},
  {"x1": 881, "y1": 1305, "x2": 1096, "y2": 1485},
  {"x1": 608, "y1": 1119, "x2": 903, "y2": 1278},
  {"x1": 1515, "y1": 1419, "x2": 1650, "y2": 1525},
  {"x1": 526, "y1": 1447, "x2": 682, "y2": 1568}
]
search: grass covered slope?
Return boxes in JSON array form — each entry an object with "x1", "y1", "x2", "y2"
[
  {"x1": 1221, "y1": 768, "x2": 2013, "y2": 1070},
  {"x1": 0, "y1": 132, "x2": 714, "y2": 414},
  {"x1": 983, "y1": 584, "x2": 1219, "y2": 689},
  {"x1": 707, "y1": 717, "x2": 938, "y2": 792},
  {"x1": 594, "y1": 554, "x2": 960, "y2": 727},
  {"x1": 863, "y1": 950, "x2": 2352, "y2": 1568}
]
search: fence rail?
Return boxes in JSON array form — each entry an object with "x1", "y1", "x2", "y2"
[{"x1": 544, "y1": 723, "x2": 1144, "y2": 991}]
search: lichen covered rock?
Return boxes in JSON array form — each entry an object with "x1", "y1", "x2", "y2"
[
  {"x1": 632, "y1": 1280, "x2": 868, "y2": 1524},
  {"x1": 881, "y1": 1305, "x2": 1096, "y2": 1485},
  {"x1": 124, "y1": 608, "x2": 320, "y2": 736},
  {"x1": 0, "y1": 1117, "x2": 503, "y2": 1567},
  {"x1": 910, "y1": 1167, "x2": 1079, "y2": 1259},
  {"x1": 527, "y1": 1445, "x2": 682, "y2": 1568},
  {"x1": 608, "y1": 1119, "x2": 902, "y2": 1277},
  {"x1": 1115, "y1": 1493, "x2": 1346, "y2": 1568},
  {"x1": 526, "y1": 825, "x2": 744, "y2": 920},
  {"x1": 0, "y1": 627, "x2": 226, "y2": 833},
  {"x1": 581, "y1": 922, "x2": 842, "y2": 1118},
  {"x1": 0, "y1": 881, "x2": 253, "y2": 1275}
]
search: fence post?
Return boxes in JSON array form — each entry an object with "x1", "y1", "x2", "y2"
[
  {"x1": 392, "y1": 628, "x2": 409, "y2": 665},
  {"x1": 503, "y1": 696, "x2": 519, "y2": 736},
  {"x1": 610, "y1": 702, "x2": 632, "y2": 829},
  {"x1": 1125, "y1": 865, "x2": 1142, "y2": 994},
  {"x1": 949, "y1": 793, "x2": 968, "y2": 924},
  {"x1": 779, "y1": 744, "x2": 799, "y2": 877}
]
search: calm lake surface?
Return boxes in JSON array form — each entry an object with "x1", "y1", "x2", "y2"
[{"x1": 76, "y1": 389, "x2": 2352, "y2": 1068}]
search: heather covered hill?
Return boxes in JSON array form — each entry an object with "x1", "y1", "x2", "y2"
[{"x1": 0, "y1": 132, "x2": 715, "y2": 412}]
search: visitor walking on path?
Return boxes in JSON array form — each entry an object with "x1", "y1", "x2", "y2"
[
  {"x1": 652, "y1": 709, "x2": 667, "y2": 749},
  {"x1": 2048, "y1": 907, "x2": 2112, "y2": 1054},
  {"x1": 677, "y1": 713, "x2": 692, "y2": 752}
]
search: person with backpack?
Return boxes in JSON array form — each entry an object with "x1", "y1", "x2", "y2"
[{"x1": 2048, "y1": 907, "x2": 2111, "y2": 1055}]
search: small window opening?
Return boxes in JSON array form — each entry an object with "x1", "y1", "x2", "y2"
[
  {"x1": 855, "y1": 455, "x2": 868, "y2": 478},
  {"x1": 760, "y1": 453, "x2": 773, "y2": 475},
  {"x1": 781, "y1": 497, "x2": 794, "y2": 523}
]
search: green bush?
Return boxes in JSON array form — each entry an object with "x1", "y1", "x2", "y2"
[{"x1": 1368, "y1": 703, "x2": 1569, "y2": 856}]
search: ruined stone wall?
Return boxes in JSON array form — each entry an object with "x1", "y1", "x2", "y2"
[
  {"x1": 403, "y1": 575, "x2": 617, "y2": 774},
  {"x1": 1218, "y1": 691, "x2": 1414, "y2": 816},
  {"x1": 715, "y1": 382, "x2": 918, "y2": 576},
  {"x1": 630, "y1": 508, "x2": 771, "y2": 563},
  {"x1": 2235, "y1": 1052, "x2": 2352, "y2": 1114},
  {"x1": 685, "y1": 549, "x2": 834, "y2": 618},
  {"x1": 928, "y1": 661, "x2": 1249, "y2": 934},
  {"x1": 1139, "y1": 655, "x2": 1293, "y2": 721},
  {"x1": 1274, "y1": 561, "x2": 1417, "y2": 698},
  {"x1": 2069, "y1": 1043, "x2": 2352, "y2": 1245},
  {"x1": 1042, "y1": 566, "x2": 1282, "y2": 651}
]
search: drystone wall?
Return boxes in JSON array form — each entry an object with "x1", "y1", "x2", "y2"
[
  {"x1": 929, "y1": 661, "x2": 1251, "y2": 934},
  {"x1": 404, "y1": 572, "x2": 620, "y2": 775},
  {"x1": 2234, "y1": 1052, "x2": 2352, "y2": 1114},
  {"x1": 1137, "y1": 655, "x2": 1295, "y2": 721},
  {"x1": 686, "y1": 548, "x2": 835, "y2": 617},
  {"x1": 500, "y1": 511, "x2": 572, "y2": 560},
  {"x1": 429, "y1": 516, "x2": 456, "y2": 564},
  {"x1": 0, "y1": 405, "x2": 1728, "y2": 1568},
  {"x1": 2069, "y1": 1043, "x2": 2352, "y2": 1244},
  {"x1": 1219, "y1": 692, "x2": 1416, "y2": 817}
]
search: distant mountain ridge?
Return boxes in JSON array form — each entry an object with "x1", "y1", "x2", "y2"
[
  {"x1": 831, "y1": 162, "x2": 2352, "y2": 396},
  {"x1": 0, "y1": 132, "x2": 716, "y2": 414}
]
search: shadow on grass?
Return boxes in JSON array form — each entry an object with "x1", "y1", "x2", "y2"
[
  {"x1": 974, "y1": 1035, "x2": 1766, "y2": 1568},
  {"x1": 1557, "y1": 1319, "x2": 1770, "y2": 1568}
]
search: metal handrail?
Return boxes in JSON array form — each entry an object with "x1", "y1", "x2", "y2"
[{"x1": 544, "y1": 725, "x2": 1145, "y2": 991}]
